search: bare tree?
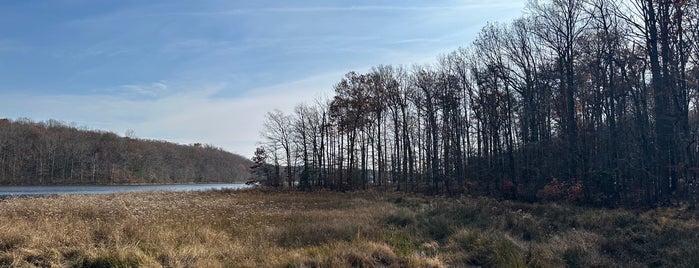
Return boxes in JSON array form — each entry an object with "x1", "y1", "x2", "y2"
[{"x1": 262, "y1": 109, "x2": 294, "y2": 188}]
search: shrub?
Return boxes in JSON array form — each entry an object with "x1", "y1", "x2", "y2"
[
  {"x1": 537, "y1": 178, "x2": 584, "y2": 204},
  {"x1": 567, "y1": 183, "x2": 584, "y2": 204},
  {"x1": 537, "y1": 178, "x2": 565, "y2": 202}
]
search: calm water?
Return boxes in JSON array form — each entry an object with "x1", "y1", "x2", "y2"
[{"x1": 0, "y1": 183, "x2": 249, "y2": 196}]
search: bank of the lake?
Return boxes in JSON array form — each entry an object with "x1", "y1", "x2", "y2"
[
  {"x1": 0, "y1": 183, "x2": 249, "y2": 196},
  {"x1": 0, "y1": 189, "x2": 697, "y2": 267}
]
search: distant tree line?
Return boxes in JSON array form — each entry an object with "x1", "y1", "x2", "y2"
[
  {"x1": 0, "y1": 118, "x2": 251, "y2": 185},
  {"x1": 257, "y1": 0, "x2": 699, "y2": 206}
]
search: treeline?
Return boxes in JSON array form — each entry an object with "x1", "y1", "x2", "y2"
[
  {"x1": 0, "y1": 118, "x2": 251, "y2": 185},
  {"x1": 256, "y1": 0, "x2": 699, "y2": 206}
]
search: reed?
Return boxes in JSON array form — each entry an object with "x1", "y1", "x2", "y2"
[{"x1": 0, "y1": 189, "x2": 697, "y2": 267}]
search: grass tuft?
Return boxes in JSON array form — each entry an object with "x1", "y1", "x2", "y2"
[
  {"x1": 0, "y1": 232, "x2": 27, "y2": 252},
  {"x1": 384, "y1": 207, "x2": 417, "y2": 227},
  {"x1": 447, "y1": 229, "x2": 526, "y2": 267}
]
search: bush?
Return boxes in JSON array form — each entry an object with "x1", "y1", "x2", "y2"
[
  {"x1": 537, "y1": 178, "x2": 565, "y2": 201},
  {"x1": 537, "y1": 178, "x2": 584, "y2": 204}
]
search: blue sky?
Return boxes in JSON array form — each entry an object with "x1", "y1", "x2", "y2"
[{"x1": 0, "y1": 0, "x2": 525, "y2": 157}]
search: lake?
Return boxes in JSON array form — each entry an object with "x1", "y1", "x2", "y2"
[{"x1": 0, "y1": 183, "x2": 250, "y2": 196}]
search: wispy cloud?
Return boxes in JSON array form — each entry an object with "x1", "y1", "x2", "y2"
[
  {"x1": 0, "y1": 0, "x2": 528, "y2": 158},
  {"x1": 164, "y1": 2, "x2": 525, "y2": 16},
  {"x1": 119, "y1": 81, "x2": 169, "y2": 97},
  {"x1": 0, "y1": 72, "x2": 340, "y2": 157},
  {"x1": 387, "y1": 38, "x2": 444, "y2": 45}
]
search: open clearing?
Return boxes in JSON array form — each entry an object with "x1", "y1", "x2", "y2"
[{"x1": 0, "y1": 189, "x2": 698, "y2": 267}]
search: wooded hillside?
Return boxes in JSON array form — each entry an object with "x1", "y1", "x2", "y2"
[
  {"x1": 257, "y1": 0, "x2": 699, "y2": 207},
  {"x1": 0, "y1": 118, "x2": 251, "y2": 185}
]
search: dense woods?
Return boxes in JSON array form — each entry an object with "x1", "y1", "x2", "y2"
[
  {"x1": 0, "y1": 118, "x2": 250, "y2": 185},
  {"x1": 257, "y1": 0, "x2": 699, "y2": 206}
]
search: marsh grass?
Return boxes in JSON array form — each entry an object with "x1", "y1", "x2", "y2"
[{"x1": 0, "y1": 189, "x2": 697, "y2": 267}]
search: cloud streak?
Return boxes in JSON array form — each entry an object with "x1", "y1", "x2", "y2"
[
  {"x1": 0, "y1": 72, "x2": 340, "y2": 158},
  {"x1": 0, "y1": 0, "x2": 528, "y2": 159},
  {"x1": 118, "y1": 81, "x2": 169, "y2": 97},
  {"x1": 164, "y1": 2, "x2": 525, "y2": 16}
]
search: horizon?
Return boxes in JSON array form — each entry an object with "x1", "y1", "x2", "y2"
[{"x1": 0, "y1": 0, "x2": 526, "y2": 158}]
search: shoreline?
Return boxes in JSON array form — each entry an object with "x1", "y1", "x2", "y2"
[{"x1": 0, "y1": 181, "x2": 247, "y2": 187}]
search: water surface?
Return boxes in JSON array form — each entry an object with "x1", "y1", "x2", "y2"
[{"x1": 0, "y1": 183, "x2": 249, "y2": 196}]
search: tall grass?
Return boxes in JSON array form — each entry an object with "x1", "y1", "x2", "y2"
[{"x1": 0, "y1": 189, "x2": 697, "y2": 267}]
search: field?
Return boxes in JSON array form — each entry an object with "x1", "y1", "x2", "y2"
[{"x1": 0, "y1": 189, "x2": 698, "y2": 267}]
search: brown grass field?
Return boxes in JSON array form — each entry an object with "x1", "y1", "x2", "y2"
[{"x1": 0, "y1": 188, "x2": 698, "y2": 267}]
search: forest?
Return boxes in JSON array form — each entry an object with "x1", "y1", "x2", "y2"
[
  {"x1": 256, "y1": 0, "x2": 699, "y2": 207},
  {"x1": 0, "y1": 118, "x2": 251, "y2": 185}
]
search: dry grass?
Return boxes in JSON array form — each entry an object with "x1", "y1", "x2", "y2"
[
  {"x1": 0, "y1": 189, "x2": 697, "y2": 267},
  {"x1": 0, "y1": 189, "x2": 441, "y2": 267}
]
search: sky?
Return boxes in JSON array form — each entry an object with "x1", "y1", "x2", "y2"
[{"x1": 0, "y1": 0, "x2": 526, "y2": 158}]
